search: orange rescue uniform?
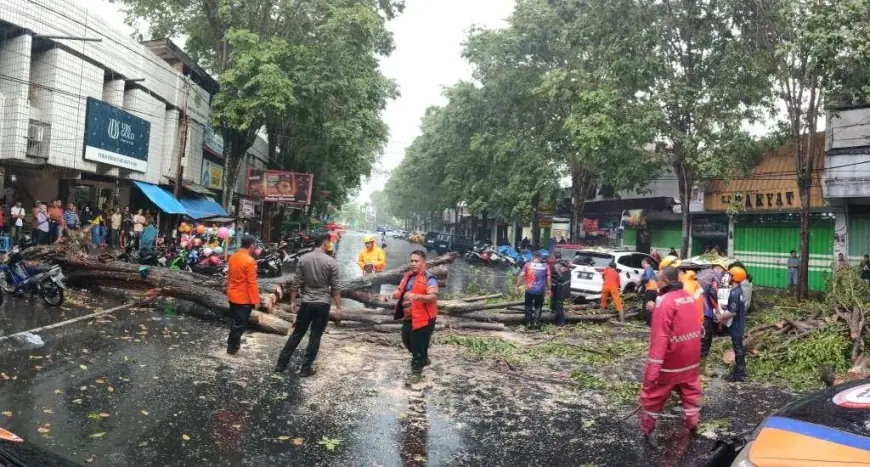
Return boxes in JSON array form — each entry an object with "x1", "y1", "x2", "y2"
[
  {"x1": 227, "y1": 249, "x2": 260, "y2": 305},
  {"x1": 601, "y1": 267, "x2": 624, "y2": 312}
]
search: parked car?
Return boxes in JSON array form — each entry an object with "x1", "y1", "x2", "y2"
[
  {"x1": 434, "y1": 233, "x2": 472, "y2": 254},
  {"x1": 719, "y1": 378, "x2": 870, "y2": 466},
  {"x1": 424, "y1": 232, "x2": 439, "y2": 251},
  {"x1": 389, "y1": 230, "x2": 407, "y2": 239},
  {"x1": 569, "y1": 248, "x2": 657, "y2": 301}
]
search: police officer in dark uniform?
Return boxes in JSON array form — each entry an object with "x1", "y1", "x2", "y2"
[{"x1": 550, "y1": 251, "x2": 572, "y2": 326}]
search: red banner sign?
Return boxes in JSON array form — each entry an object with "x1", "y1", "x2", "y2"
[{"x1": 246, "y1": 169, "x2": 313, "y2": 204}]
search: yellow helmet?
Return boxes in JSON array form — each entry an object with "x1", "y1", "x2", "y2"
[
  {"x1": 659, "y1": 255, "x2": 680, "y2": 269},
  {"x1": 363, "y1": 234, "x2": 375, "y2": 243}
]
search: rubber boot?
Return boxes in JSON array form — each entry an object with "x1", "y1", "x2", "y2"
[{"x1": 725, "y1": 355, "x2": 745, "y2": 382}]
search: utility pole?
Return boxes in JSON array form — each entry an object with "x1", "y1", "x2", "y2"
[{"x1": 174, "y1": 76, "x2": 190, "y2": 198}]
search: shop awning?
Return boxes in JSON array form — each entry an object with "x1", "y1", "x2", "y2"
[
  {"x1": 132, "y1": 181, "x2": 188, "y2": 215},
  {"x1": 179, "y1": 197, "x2": 229, "y2": 220}
]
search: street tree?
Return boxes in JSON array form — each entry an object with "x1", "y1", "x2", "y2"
[
  {"x1": 748, "y1": 0, "x2": 870, "y2": 299},
  {"x1": 583, "y1": 0, "x2": 770, "y2": 257},
  {"x1": 112, "y1": 0, "x2": 400, "y2": 209}
]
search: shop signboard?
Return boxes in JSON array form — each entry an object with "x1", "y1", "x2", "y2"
[
  {"x1": 582, "y1": 217, "x2": 599, "y2": 234},
  {"x1": 203, "y1": 125, "x2": 224, "y2": 157},
  {"x1": 538, "y1": 201, "x2": 554, "y2": 228},
  {"x1": 238, "y1": 198, "x2": 258, "y2": 219},
  {"x1": 83, "y1": 97, "x2": 150, "y2": 172},
  {"x1": 200, "y1": 160, "x2": 224, "y2": 190},
  {"x1": 246, "y1": 169, "x2": 313, "y2": 204}
]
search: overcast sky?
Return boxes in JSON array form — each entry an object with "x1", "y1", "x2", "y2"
[{"x1": 91, "y1": 0, "x2": 516, "y2": 205}]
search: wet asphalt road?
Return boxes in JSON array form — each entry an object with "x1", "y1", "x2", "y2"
[{"x1": 0, "y1": 233, "x2": 800, "y2": 466}]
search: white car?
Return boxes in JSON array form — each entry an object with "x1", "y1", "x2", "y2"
[{"x1": 569, "y1": 248, "x2": 657, "y2": 301}]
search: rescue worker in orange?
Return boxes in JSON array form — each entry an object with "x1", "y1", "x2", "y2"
[
  {"x1": 601, "y1": 262, "x2": 624, "y2": 321},
  {"x1": 639, "y1": 266, "x2": 703, "y2": 437},
  {"x1": 226, "y1": 235, "x2": 260, "y2": 354},
  {"x1": 389, "y1": 250, "x2": 439, "y2": 383}
]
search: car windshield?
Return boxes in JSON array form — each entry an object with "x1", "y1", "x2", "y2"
[{"x1": 572, "y1": 253, "x2": 613, "y2": 268}]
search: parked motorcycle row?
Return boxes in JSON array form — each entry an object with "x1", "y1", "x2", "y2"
[
  {"x1": 464, "y1": 241, "x2": 551, "y2": 268},
  {"x1": 0, "y1": 236, "x2": 66, "y2": 307}
]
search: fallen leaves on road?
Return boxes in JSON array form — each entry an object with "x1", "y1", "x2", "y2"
[
  {"x1": 414, "y1": 455, "x2": 427, "y2": 463},
  {"x1": 182, "y1": 434, "x2": 190, "y2": 441},
  {"x1": 293, "y1": 438, "x2": 304, "y2": 446},
  {"x1": 1, "y1": 411, "x2": 12, "y2": 417},
  {"x1": 73, "y1": 399, "x2": 83, "y2": 404},
  {"x1": 88, "y1": 432, "x2": 106, "y2": 438},
  {"x1": 37, "y1": 426, "x2": 50, "y2": 434},
  {"x1": 99, "y1": 413, "x2": 110, "y2": 418},
  {"x1": 95, "y1": 378, "x2": 105, "y2": 384},
  {"x1": 54, "y1": 389, "x2": 63, "y2": 395},
  {"x1": 84, "y1": 455, "x2": 95, "y2": 463},
  {"x1": 317, "y1": 436, "x2": 341, "y2": 451},
  {"x1": 140, "y1": 410, "x2": 149, "y2": 416},
  {"x1": 277, "y1": 435, "x2": 291, "y2": 441},
  {"x1": 138, "y1": 441, "x2": 148, "y2": 447},
  {"x1": 43, "y1": 409, "x2": 53, "y2": 414},
  {"x1": 80, "y1": 365, "x2": 88, "y2": 370},
  {"x1": 231, "y1": 424, "x2": 241, "y2": 429},
  {"x1": 107, "y1": 386, "x2": 115, "y2": 393}
]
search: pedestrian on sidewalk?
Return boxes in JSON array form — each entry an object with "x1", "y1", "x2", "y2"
[
  {"x1": 517, "y1": 251, "x2": 550, "y2": 329},
  {"x1": 64, "y1": 202, "x2": 79, "y2": 232},
  {"x1": 275, "y1": 233, "x2": 342, "y2": 376},
  {"x1": 48, "y1": 199, "x2": 64, "y2": 243},
  {"x1": 388, "y1": 249, "x2": 439, "y2": 382},
  {"x1": 10, "y1": 200, "x2": 25, "y2": 243},
  {"x1": 600, "y1": 262, "x2": 624, "y2": 321},
  {"x1": 226, "y1": 235, "x2": 260, "y2": 355},
  {"x1": 133, "y1": 209, "x2": 146, "y2": 248},
  {"x1": 786, "y1": 250, "x2": 799, "y2": 291},
  {"x1": 110, "y1": 207, "x2": 122, "y2": 249},
  {"x1": 639, "y1": 266, "x2": 703, "y2": 437},
  {"x1": 35, "y1": 202, "x2": 49, "y2": 245}
]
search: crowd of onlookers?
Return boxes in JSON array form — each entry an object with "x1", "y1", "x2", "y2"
[{"x1": 0, "y1": 199, "x2": 156, "y2": 249}]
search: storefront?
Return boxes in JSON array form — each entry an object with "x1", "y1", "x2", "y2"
[
  {"x1": 705, "y1": 138, "x2": 831, "y2": 291},
  {"x1": 691, "y1": 215, "x2": 729, "y2": 256}
]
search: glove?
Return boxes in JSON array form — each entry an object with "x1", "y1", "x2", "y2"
[{"x1": 643, "y1": 363, "x2": 661, "y2": 385}]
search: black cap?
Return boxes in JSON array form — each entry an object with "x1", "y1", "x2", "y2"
[{"x1": 240, "y1": 235, "x2": 257, "y2": 248}]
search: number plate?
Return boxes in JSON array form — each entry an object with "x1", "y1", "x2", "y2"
[{"x1": 577, "y1": 272, "x2": 593, "y2": 280}]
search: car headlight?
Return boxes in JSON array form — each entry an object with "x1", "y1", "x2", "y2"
[{"x1": 730, "y1": 441, "x2": 756, "y2": 467}]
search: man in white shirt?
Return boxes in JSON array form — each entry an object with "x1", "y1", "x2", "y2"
[
  {"x1": 10, "y1": 200, "x2": 25, "y2": 243},
  {"x1": 133, "y1": 209, "x2": 146, "y2": 248}
]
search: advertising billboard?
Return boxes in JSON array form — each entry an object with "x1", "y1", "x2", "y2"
[
  {"x1": 200, "y1": 160, "x2": 224, "y2": 190},
  {"x1": 246, "y1": 169, "x2": 313, "y2": 204},
  {"x1": 83, "y1": 97, "x2": 150, "y2": 172}
]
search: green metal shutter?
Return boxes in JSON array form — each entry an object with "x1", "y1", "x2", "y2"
[
  {"x1": 849, "y1": 216, "x2": 870, "y2": 263},
  {"x1": 649, "y1": 223, "x2": 683, "y2": 252},
  {"x1": 622, "y1": 228, "x2": 637, "y2": 249},
  {"x1": 734, "y1": 222, "x2": 833, "y2": 291}
]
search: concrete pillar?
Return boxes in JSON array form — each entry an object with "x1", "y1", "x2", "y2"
[
  {"x1": 834, "y1": 209, "x2": 847, "y2": 261},
  {"x1": 727, "y1": 216, "x2": 735, "y2": 256},
  {"x1": 0, "y1": 34, "x2": 32, "y2": 160},
  {"x1": 102, "y1": 79, "x2": 125, "y2": 107}
]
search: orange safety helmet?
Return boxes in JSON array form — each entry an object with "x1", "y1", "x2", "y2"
[{"x1": 728, "y1": 266, "x2": 747, "y2": 284}]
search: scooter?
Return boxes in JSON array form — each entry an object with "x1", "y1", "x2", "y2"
[
  {"x1": 257, "y1": 250, "x2": 282, "y2": 277},
  {"x1": 0, "y1": 246, "x2": 66, "y2": 307}
]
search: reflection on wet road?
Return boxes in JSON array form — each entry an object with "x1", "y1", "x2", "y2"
[{"x1": 0, "y1": 232, "x2": 799, "y2": 466}]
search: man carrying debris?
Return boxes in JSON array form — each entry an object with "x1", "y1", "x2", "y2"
[
  {"x1": 389, "y1": 250, "x2": 439, "y2": 383},
  {"x1": 226, "y1": 235, "x2": 260, "y2": 355},
  {"x1": 699, "y1": 261, "x2": 727, "y2": 358},
  {"x1": 718, "y1": 267, "x2": 748, "y2": 382},
  {"x1": 517, "y1": 251, "x2": 551, "y2": 329},
  {"x1": 275, "y1": 233, "x2": 342, "y2": 377},
  {"x1": 639, "y1": 266, "x2": 703, "y2": 437}
]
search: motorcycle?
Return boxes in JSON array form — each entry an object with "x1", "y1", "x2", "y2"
[
  {"x1": 256, "y1": 249, "x2": 283, "y2": 278},
  {"x1": 0, "y1": 247, "x2": 66, "y2": 306}
]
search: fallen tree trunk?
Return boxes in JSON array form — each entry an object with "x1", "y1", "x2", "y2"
[
  {"x1": 458, "y1": 310, "x2": 638, "y2": 324},
  {"x1": 371, "y1": 321, "x2": 505, "y2": 333},
  {"x1": 259, "y1": 252, "x2": 458, "y2": 289},
  {"x1": 65, "y1": 269, "x2": 290, "y2": 335}
]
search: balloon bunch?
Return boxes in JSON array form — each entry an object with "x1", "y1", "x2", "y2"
[{"x1": 177, "y1": 222, "x2": 236, "y2": 269}]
